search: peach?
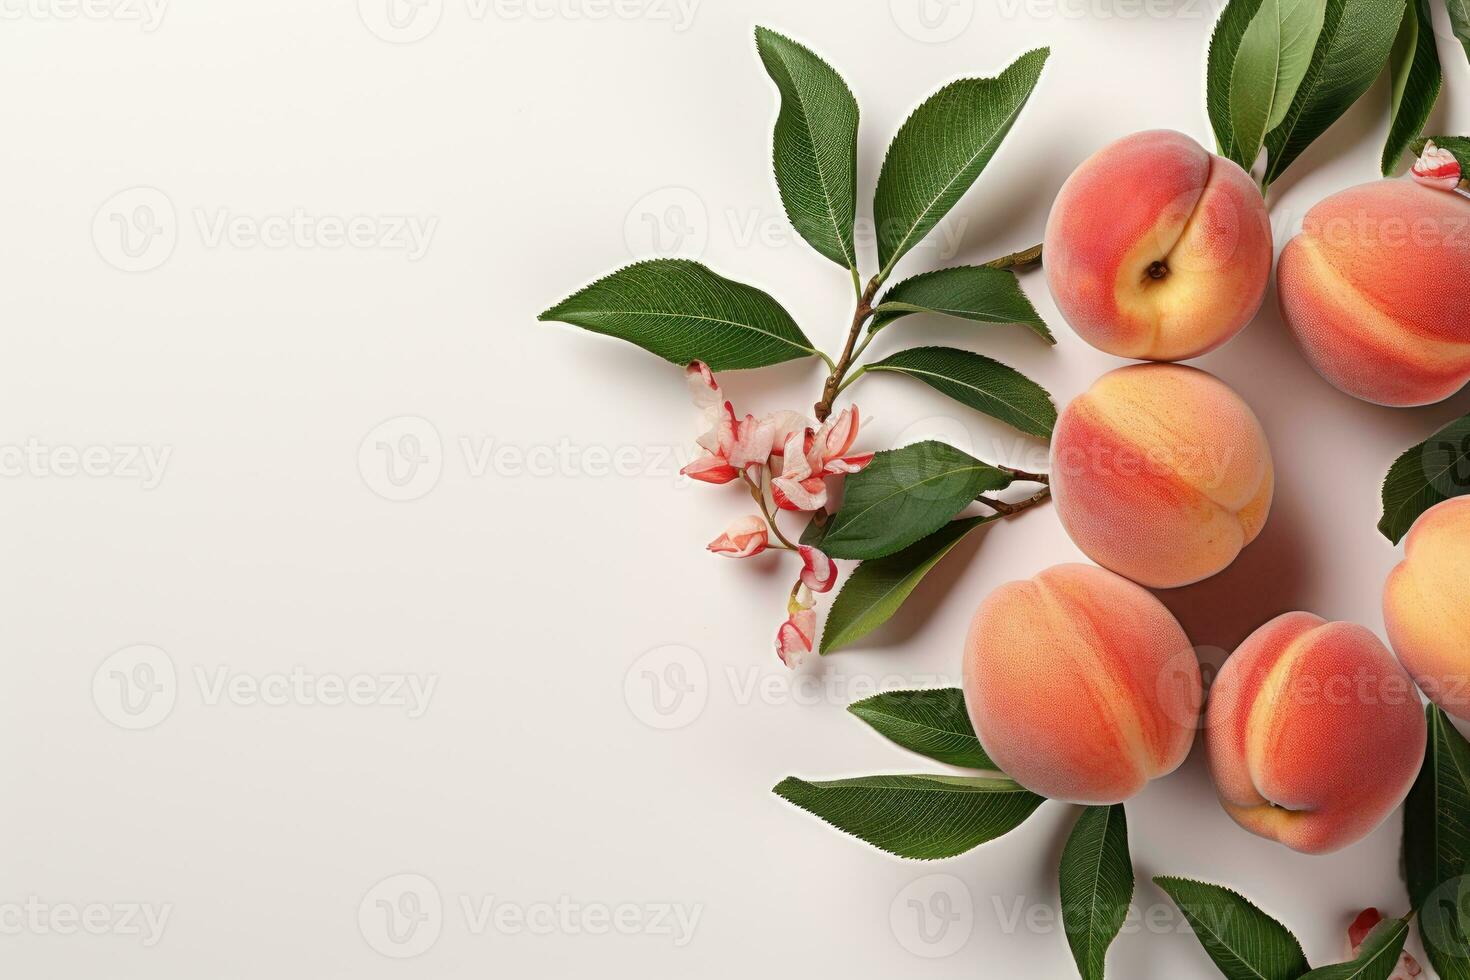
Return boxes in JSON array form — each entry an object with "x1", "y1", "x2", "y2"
[
  {"x1": 1049, "y1": 363, "x2": 1273, "y2": 589},
  {"x1": 962, "y1": 563, "x2": 1201, "y2": 804},
  {"x1": 1043, "y1": 129, "x2": 1273, "y2": 361},
  {"x1": 1384, "y1": 497, "x2": 1470, "y2": 719},
  {"x1": 1206, "y1": 613, "x2": 1427, "y2": 855},
  {"x1": 1277, "y1": 179, "x2": 1470, "y2": 406}
]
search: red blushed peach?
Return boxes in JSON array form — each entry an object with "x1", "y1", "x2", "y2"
[
  {"x1": 1044, "y1": 129, "x2": 1273, "y2": 361},
  {"x1": 1049, "y1": 364, "x2": 1274, "y2": 589},
  {"x1": 1277, "y1": 179, "x2": 1470, "y2": 406},
  {"x1": 1385, "y1": 497, "x2": 1470, "y2": 720},
  {"x1": 1207, "y1": 613, "x2": 1427, "y2": 855},
  {"x1": 963, "y1": 563, "x2": 1201, "y2": 804}
]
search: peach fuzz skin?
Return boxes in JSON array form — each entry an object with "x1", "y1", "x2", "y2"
[
  {"x1": 1277, "y1": 179, "x2": 1470, "y2": 406},
  {"x1": 963, "y1": 563, "x2": 1201, "y2": 804},
  {"x1": 1385, "y1": 497, "x2": 1470, "y2": 720},
  {"x1": 1206, "y1": 613, "x2": 1426, "y2": 855},
  {"x1": 1049, "y1": 364, "x2": 1273, "y2": 590},
  {"x1": 1044, "y1": 129, "x2": 1272, "y2": 361}
]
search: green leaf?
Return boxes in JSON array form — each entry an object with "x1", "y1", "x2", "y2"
[
  {"x1": 754, "y1": 26, "x2": 860, "y2": 269},
  {"x1": 1261, "y1": 0, "x2": 1407, "y2": 188},
  {"x1": 819, "y1": 441, "x2": 1013, "y2": 560},
  {"x1": 1383, "y1": 0, "x2": 1443, "y2": 175},
  {"x1": 1450, "y1": 0, "x2": 1470, "y2": 64},
  {"x1": 1209, "y1": 0, "x2": 1268, "y2": 159},
  {"x1": 823, "y1": 516, "x2": 995, "y2": 654},
  {"x1": 1154, "y1": 876, "x2": 1311, "y2": 980},
  {"x1": 873, "y1": 48, "x2": 1049, "y2": 278},
  {"x1": 866, "y1": 346, "x2": 1057, "y2": 438},
  {"x1": 1417, "y1": 868, "x2": 1470, "y2": 980},
  {"x1": 1378, "y1": 412, "x2": 1470, "y2": 544},
  {"x1": 869, "y1": 265, "x2": 1054, "y2": 343},
  {"x1": 772, "y1": 773, "x2": 1044, "y2": 859},
  {"x1": 1405, "y1": 705, "x2": 1470, "y2": 978},
  {"x1": 799, "y1": 513, "x2": 829, "y2": 548},
  {"x1": 1299, "y1": 916, "x2": 1411, "y2": 979},
  {"x1": 846, "y1": 687, "x2": 995, "y2": 769},
  {"x1": 1229, "y1": 0, "x2": 1329, "y2": 171},
  {"x1": 539, "y1": 260, "x2": 816, "y2": 371},
  {"x1": 1413, "y1": 136, "x2": 1470, "y2": 171},
  {"x1": 1059, "y1": 805, "x2": 1134, "y2": 980}
]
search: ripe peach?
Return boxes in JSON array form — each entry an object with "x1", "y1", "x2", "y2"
[
  {"x1": 1384, "y1": 497, "x2": 1470, "y2": 720},
  {"x1": 1207, "y1": 613, "x2": 1426, "y2": 854},
  {"x1": 1277, "y1": 179, "x2": 1470, "y2": 406},
  {"x1": 1043, "y1": 129, "x2": 1273, "y2": 361},
  {"x1": 963, "y1": 563, "x2": 1201, "y2": 804},
  {"x1": 1049, "y1": 363, "x2": 1274, "y2": 589}
]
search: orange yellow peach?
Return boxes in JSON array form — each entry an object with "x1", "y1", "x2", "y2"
[
  {"x1": 963, "y1": 563, "x2": 1201, "y2": 804},
  {"x1": 1206, "y1": 612, "x2": 1426, "y2": 854},
  {"x1": 1277, "y1": 179, "x2": 1470, "y2": 406},
  {"x1": 1049, "y1": 364, "x2": 1274, "y2": 589},
  {"x1": 1384, "y1": 497, "x2": 1470, "y2": 720},
  {"x1": 1044, "y1": 129, "x2": 1273, "y2": 361}
]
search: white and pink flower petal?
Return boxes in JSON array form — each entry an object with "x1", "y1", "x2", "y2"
[
  {"x1": 822, "y1": 406, "x2": 860, "y2": 460},
  {"x1": 766, "y1": 411, "x2": 813, "y2": 462},
  {"x1": 823, "y1": 451, "x2": 875, "y2": 476},
  {"x1": 1412, "y1": 140, "x2": 1462, "y2": 192},
  {"x1": 776, "y1": 604, "x2": 817, "y2": 668},
  {"x1": 707, "y1": 515, "x2": 769, "y2": 558},
  {"x1": 729, "y1": 412, "x2": 776, "y2": 470},
  {"x1": 798, "y1": 545, "x2": 836, "y2": 593},
  {"x1": 681, "y1": 454, "x2": 739, "y2": 485},
  {"x1": 772, "y1": 475, "x2": 827, "y2": 512}
]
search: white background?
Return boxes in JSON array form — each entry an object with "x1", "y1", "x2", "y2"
[{"x1": 2, "y1": 0, "x2": 1468, "y2": 975}]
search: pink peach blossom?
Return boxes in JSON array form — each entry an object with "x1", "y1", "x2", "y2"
[
  {"x1": 798, "y1": 545, "x2": 836, "y2": 593},
  {"x1": 816, "y1": 406, "x2": 875, "y2": 475},
  {"x1": 772, "y1": 429, "x2": 829, "y2": 511},
  {"x1": 1412, "y1": 141, "x2": 1462, "y2": 192},
  {"x1": 776, "y1": 586, "x2": 817, "y2": 667},
  {"x1": 707, "y1": 515, "x2": 769, "y2": 558}
]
